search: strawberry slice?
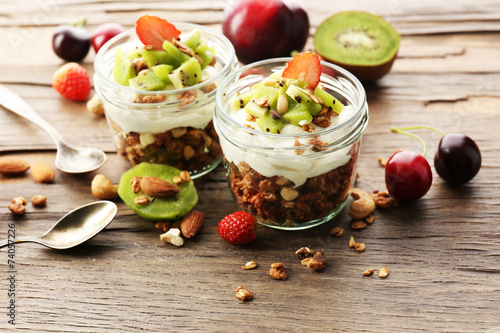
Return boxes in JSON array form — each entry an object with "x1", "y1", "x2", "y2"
[
  {"x1": 282, "y1": 52, "x2": 321, "y2": 90},
  {"x1": 136, "y1": 15, "x2": 181, "y2": 50}
]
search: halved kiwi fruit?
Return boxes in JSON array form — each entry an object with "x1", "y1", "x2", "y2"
[{"x1": 314, "y1": 11, "x2": 400, "y2": 82}]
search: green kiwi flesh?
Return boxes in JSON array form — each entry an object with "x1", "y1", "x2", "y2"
[{"x1": 314, "y1": 11, "x2": 400, "y2": 82}]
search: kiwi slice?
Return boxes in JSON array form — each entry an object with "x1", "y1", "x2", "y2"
[
  {"x1": 152, "y1": 64, "x2": 174, "y2": 85},
  {"x1": 168, "y1": 57, "x2": 202, "y2": 89},
  {"x1": 141, "y1": 49, "x2": 179, "y2": 68},
  {"x1": 231, "y1": 89, "x2": 255, "y2": 111},
  {"x1": 256, "y1": 112, "x2": 284, "y2": 134},
  {"x1": 282, "y1": 102, "x2": 313, "y2": 126},
  {"x1": 162, "y1": 40, "x2": 191, "y2": 65},
  {"x1": 129, "y1": 70, "x2": 165, "y2": 91},
  {"x1": 314, "y1": 87, "x2": 344, "y2": 114},
  {"x1": 113, "y1": 48, "x2": 137, "y2": 86},
  {"x1": 314, "y1": 11, "x2": 400, "y2": 82},
  {"x1": 118, "y1": 163, "x2": 198, "y2": 221},
  {"x1": 244, "y1": 102, "x2": 268, "y2": 118}
]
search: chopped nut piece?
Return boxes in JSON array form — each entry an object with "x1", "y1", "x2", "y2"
[
  {"x1": 280, "y1": 187, "x2": 299, "y2": 201},
  {"x1": 173, "y1": 175, "x2": 183, "y2": 185},
  {"x1": 133, "y1": 95, "x2": 166, "y2": 103},
  {"x1": 348, "y1": 188, "x2": 376, "y2": 220},
  {"x1": 302, "y1": 123, "x2": 315, "y2": 133},
  {"x1": 12, "y1": 197, "x2": 27, "y2": 206},
  {"x1": 91, "y1": 174, "x2": 118, "y2": 200},
  {"x1": 363, "y1": 268, "x2": 375, "y2": 276},
  {"x1": 132, "y1": 58, "x2": 148, "y2": 73},
  {"x1": 155, "y1": 221, "x2": 172, "y2": 232},
  {"x1": 236, "y1": 286, "x2": 253, "y2": 301},
  {"x1": 351, "y1": 220, "x2": 367, "y2": 230},
  {"x1": 8, "y1": 203, "x2": 25, "y2": 215},
  {"x1": 135, "y1": 196, "x2": 150, "y2": 205},
  {"x1": 255, "y1": 96, "x2": 270, "y2": 108},
  {"x1": 330, "y1": 226, "x2": 344, "y2": 237},
  {"x1": 309, "y1": 138, "x2": 328, "y2": 152},
  {"x1": 365, "y1": 214, "x2": 375, "y2": 224},
  {"x1": 378, "y1": 266, "x2": 390, "y2": 278},
  {"x1": 295, "y1": 247, "x2": 315, "y2": 259},
  {"x1": 31, "y1": 195, "x2": 47, "y2": 207},
  {"x1": 307, "y1": 251, "x2": 327, "y2": 271},
  {"x1": 200, "y1": 82, "x2": 217, "y2": 93},
  {"x1": 378, "y1": 157, "x2": 388, "y2": 168},
  {"x1": 373, "y1": 195, "x2": 398, "y2": 209},
  {"x1": 246, "y1": 114, "x2": 257, "y2": 122},
  {"x1": 32, "y1": 162, "x2": 55, "y2": 183},
  {"x1": 180, "y1": 170, "x2": 191, "y2": 182},
  {"x1": 184, "y1": 145, "x2": 195, "y2": 160},
  {"x1": 171, "y1": 127, "x2": 187, "y2": 138},
  {"x1": 160, "y1": 228, "x2": 184, "y2": 247},
  {"x1": 178, "y1": 90, "x2": 197, "y2": 107},
  {"x1": 354, "y1": 242, "x2": 366, "y2": 252},
  {"x1": 269, "y1": 263, "x2": 288, "y2": 280},
  {"x1": 242, "y1": 261, "x2": 258, "y2": 270},
  {"x1": 131, "y1": 177, "x2": 142, "y2": 193},
  {"x1": 349, "y1": 236, "x2": 356, "y2": 248},
  {"x1": 305, "y1": 88, "x2": 324, "y2": 105},
  {"x1": 301, "y1": 258, "x2": 312, "y2": 266}
]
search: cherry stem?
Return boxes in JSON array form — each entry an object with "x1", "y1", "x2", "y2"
[
  {"x1": 71, "y1": 18, "x2": 87, "y2": 28},
  {"x1": 390, "y1": 127, "x2": 428, "y2": 157},
  {"x1": 397, "y1": 125, "x2": 446, "y2": 137}
]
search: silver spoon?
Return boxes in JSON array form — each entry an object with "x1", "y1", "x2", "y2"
[
  {"x1": 0, "y1": 84, "x2": 107, "y2": 173},
  {"x1": 0, "y1": 201, "x2": 117, "y2": 250}
]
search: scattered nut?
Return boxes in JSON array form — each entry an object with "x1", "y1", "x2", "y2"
[
  {"x1": 348, "y1": 188, "x2": 375, "y2": 220},
  {"x1": 236, "y1": 286, "x2": 253, "y2": 301},
  {"x1": 295, "y1": 247, "x2": 315, "y2": 259},
  {"x1": 351, "y1": 220, "x2": 367, "y2": 230},
  {"x1": 131, "y1": 177, "x2": 142, "y2": 193},
  {"x1": 307, "y1": 251, "x2": 327, "y2": 271},
  {"x1": 31, "y1": 195, "x2": 47, "y2": 207},
  {"x1": 277, "y1": 94, "x2": 288, "y2": 115},
  {"x1": 378, "y1": 266, "x2": 390, "y2": 278},
  {"x1": 180, "y1": 210, "x2": 204, "y2": 238},
  {"x1": 173, "y1": 175, "x2": 183, "y2": 185},
  {"x1": 134, "y1": 196, "x2": 150, "y2": 205},
  {"x1": 91, "y1": 174, "x2": 118, "y2": 199},
  {"x1": 354, "y1": 242, "x2": 366, "y2": 252},
  {"x1": 270, "y1": 263, "x2": 288, "y2": 280},
  {"x1": 378, "y1": 157, "x2": 388, "y2": 168},
  {"x1": 349, "y1": 236, "x2": 356, "y2": 248},
  {"x1": 301, "y1": 258, "x2": 312, "y2": 266},
  {"x1": 183, "y1": 146, "x2": 195, "y2": 160},
  {"x1": 8, "y1": 203, "x2": 25, "y2": 215},
  {"x1": 372, "y1": 191, "x2": 399, "y2": 209},
  {"x1": 178, "y1": 90, "x2": 197, "y2": 107},
  {"x1": 0, "y1": 157, "x2": 30, "y2": 175},
  {"x1": 160, "y1": 228, "x2": 184, "y2": 247},
  {"x1": 12, "y1": 197, "x2": 27, "y2": 206},
  {"x1": 363, "y1": 268, "x2": 375, "y2": 276},
  {"x1": 242, "y1": 261, "x2": 258, "y2": 270},
  {"x1": 280, "y1": 187, "x2": 299, "y2": 201},
  {"x1": 330, "y1": 226, "x2": 345, "y2": 237},
  {"x1": 86, "y1": 93, "x2": 105, "y2": 116},
  {"x1": 31, "y1": 162, "x2": 55, "y2": 183},
  {"x1": 155, "y1": 221, "x2": 172, "y2": 232},
  {"x1": 140, "y1": 176, "x2": 179, "y2": 197},
  {"x1": 365, "y1": 214, "x2": 375, "y2": 224},
  {"x1": 171, "y1": 127, "x2": 187, "y2": 138},
  {"x1": 180, "y1": 170, "x2": 191, "y2": 182}
]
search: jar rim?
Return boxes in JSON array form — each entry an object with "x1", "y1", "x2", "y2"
[
  {"x1": 215, "y1": 57, "x2": 367, "y2": 140},
  {"x1": 94, "y1": 22, "x2": 236, "y2": 99}
]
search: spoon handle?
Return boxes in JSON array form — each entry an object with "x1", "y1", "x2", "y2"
[
  {"x1": 0, "y1": 84, "x2": 64, "y2": 146},
  {"x1": 0, "y1": 236, "x2": 42, "y2": 249}
]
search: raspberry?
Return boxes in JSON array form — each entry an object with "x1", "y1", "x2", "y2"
[
  {"x1": 218, "y1": 211, "x2": 257, "y2": 245},
  {"x1": 52, "y1": 62, "x2": 91, "y2": 101}
]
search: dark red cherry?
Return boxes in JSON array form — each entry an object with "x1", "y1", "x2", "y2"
[
  {"x1": 434, "y1": 133, "x2": 481, "y2": 184},
  {"x1": 385, "y1": 150, "x2": 433, "y2": 201},
  {"x1": 52, "y1": 19, "x2": 91, "y2": 62}
]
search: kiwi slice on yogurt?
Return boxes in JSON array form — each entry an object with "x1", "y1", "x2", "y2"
[
  {"x1": 118, "y1": 163, "x2": 198, "y2": 221},
  {"x1": 314, "y1": 11, "x2": 400, "y2": 82}
]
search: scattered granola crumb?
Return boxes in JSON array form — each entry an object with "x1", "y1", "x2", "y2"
[
  {"x1": 349, "y1": 236, "x2": 356, "y2": 248},
  {"x1": 372, "y1": 190, "x2": 398, "y2": 209},
  {"x1": 330, "y1": 226, "x2": 344, "y2": 237},
  {"x1": 365, "y1": 214, "x2": 375, "y2": 224},
  {"x1": 301, "y1": 258, "x2": 312, "y2": 266},
  {"x1": 363, "y1": 268, "x2": 375, "y2": 276},
  {"x1": 236, "y1": 286, "x2": 253, "y2": 301},
  {"x1": 378, "y1": 266, "x2": 390, "y2": 278},
  {"x1": 242, "y1": 261, "x2": 258, "y2": 270},
  {"x1": 134, "y1": 196, "x2": 149, "y2": 205},
  {"x1": 270, "y1": 263, "x2": 288, "y2": 280},
  {"x1": 31, "y1": 195, "x2": 47, "y2": 207},
  {"x1": 354, "y1": 242, "x2": 366, "y2": 252},
  {"x1": 351, "y1": 220, "x2": 367, "y2": 230},
  {"x1": 378, "y1": 156, "x2": 388, "y2": 168},
  {"x1": 295, "y1": 247, "x2": 315, "y2": 259},
  {"x1": 307, "y1": 251, "x2": 327, "y2": 271},
  {"x1": 155, "y1": 221, "x2": 172, "y2": 232}
]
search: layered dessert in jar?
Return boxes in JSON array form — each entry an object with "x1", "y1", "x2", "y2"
[
  {"x1": 214, "y1": 53, "x2": 368, "y2": 229},
  {"x1": 94, "y1": 16, "x2": 237, "y2": 177}
]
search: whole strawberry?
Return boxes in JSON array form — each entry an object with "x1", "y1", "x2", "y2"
[
  {"x1": 218, "y1": 211, "x2": 257, "y2": 245},
  {"x1": 52, "y1": 62, "x2": 91, "y2": 101}
]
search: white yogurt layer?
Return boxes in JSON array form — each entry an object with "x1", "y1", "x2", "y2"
[{"x1": 220, "y1": 104, "x2": 357, "y2": 187}]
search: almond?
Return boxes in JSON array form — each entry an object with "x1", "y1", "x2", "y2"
[
  {"x1": 31, "y1": 162, "x2": 55, "y2": 183},
  {"x1": 0, "y1": 157, "x2": 30, "y2": 175},
  {"x1": 139, "y1": 176, "x2": 179, "y2": 197},
  {"x1": 180, "y1": 210, "x2": 204, "y2": 238}
]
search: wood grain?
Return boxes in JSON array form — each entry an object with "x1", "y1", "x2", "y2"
[{"x1": 1, "y1": 0, "x2": 500, "y2": 331}]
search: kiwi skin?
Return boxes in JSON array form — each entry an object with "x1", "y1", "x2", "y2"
[{"x1": 314, "y1": 11, "x2": 400, "y2": 82}]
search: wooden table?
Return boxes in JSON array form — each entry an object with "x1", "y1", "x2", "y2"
[{"x1": 1, "y1": 0, "x2": 500, "y2": 331}]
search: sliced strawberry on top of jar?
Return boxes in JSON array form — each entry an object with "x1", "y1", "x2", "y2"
[
  {"x1": 282, "y1": 51, "x2": 321, "y2": 90},
  {"x1": 136, "y1": 15, "x2": 181, "y2": 50}
]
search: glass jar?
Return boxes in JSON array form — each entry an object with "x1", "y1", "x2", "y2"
[
  {"x1": 94, "y1": 23, "x2": 237, "y2": 178},
  {"x1": 214, "y1": 58, "x2": 368, "y2": 230}
]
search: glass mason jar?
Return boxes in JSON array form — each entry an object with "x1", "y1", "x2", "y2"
[
  {"x1": 214, "y1": 58, "x2": 368, "y2": 230},
  {"x1": 94, "y1": 23, "x2": 237, "y2": 178}
]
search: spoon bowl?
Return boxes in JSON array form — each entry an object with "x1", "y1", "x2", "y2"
[
  {"x1": 0, "y1": 84, "x2": 107, "y2": 173},
  {"x1": 0, "y1": 201, "x2": 117, "y2": 250}
]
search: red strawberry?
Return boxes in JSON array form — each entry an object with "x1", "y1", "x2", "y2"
[
  {"x1": 218, "y1": 211, "x2": 257, "y2": 245},
  {"x1": 136, "y1": 15, "x2": 181, "y2": 50},
  {"x1": 52, "y1": 62, "x2": 91, "y2": 101},
  {"x1": 282, "y1": 51, "x2": 321, "y2": 90}
]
